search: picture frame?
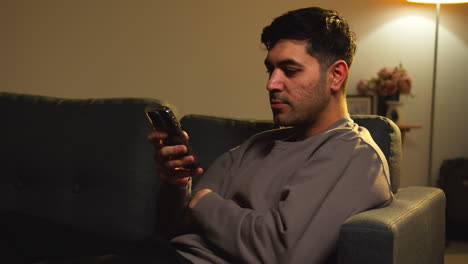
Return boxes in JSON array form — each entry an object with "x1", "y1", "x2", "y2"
[{"x1": 346, "y1": 95, "x2": 376, "y2": 115}]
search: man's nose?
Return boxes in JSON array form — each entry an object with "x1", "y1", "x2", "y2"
[{"x1": 266, "y1": 70, "x2": 284, "y2": 92}]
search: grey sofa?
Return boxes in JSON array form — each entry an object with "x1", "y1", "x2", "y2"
[{"x1": 0, "y1": 92, "x2": 445, "y2": 263}]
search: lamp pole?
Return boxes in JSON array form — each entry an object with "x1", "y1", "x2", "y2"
[{"x1": 428, "y1": 3, "x2": 440, "y2": 186}]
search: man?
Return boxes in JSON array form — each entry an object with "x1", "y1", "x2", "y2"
[{"x1": 149, "y1": 7, "x2": 392, "y2": 264}]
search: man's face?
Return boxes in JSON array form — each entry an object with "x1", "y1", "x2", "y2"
[{"x1": 264, "y1": 39, "x2": 330, "y2": 127}]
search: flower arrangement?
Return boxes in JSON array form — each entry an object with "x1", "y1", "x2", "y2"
[{"x1": 357, "y1": 63, "x2": 412, "y2": 98}]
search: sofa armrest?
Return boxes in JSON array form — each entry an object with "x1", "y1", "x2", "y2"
[{"x1": 337, "y1": 187, "x2": 446, "y2": 264}]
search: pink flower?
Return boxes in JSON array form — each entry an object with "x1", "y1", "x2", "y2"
[
  {"x1": 398, "y1": 76, "x2": 412, "y2": 94},
  {"x1": 357, "y1": 79, "x2": 369, "y2": 95},
  {"x1": 356, "y1": 64, "x2": 412, "y2": 98},
  {"x1": 378, "y1": 67, "x2": 394, "y2": 79},
  {"x1": 392, "y1": 69, "x2": 404, "y2": 80},
  {"x1": 377, "y1": 79, "x2": 398, "y2": 96}
]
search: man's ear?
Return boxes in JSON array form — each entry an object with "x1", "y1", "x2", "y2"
[{"x1": 328, "y1": 60, "x2": 349, "y2": 93}]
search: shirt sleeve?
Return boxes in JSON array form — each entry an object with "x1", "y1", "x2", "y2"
[
  {"x1": 157, "y1": 150, "x2": 234, "y2": 239},
  {"x1": 189, "y1": 138, "x2": 393, "y2": 263},
  {"x1": 193, "y1": 150, "x2": 235, "y2": 194}
]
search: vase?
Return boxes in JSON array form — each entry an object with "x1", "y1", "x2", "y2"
[{"x1": 385, "y1": 101, "x2": 404, "y2": 124}]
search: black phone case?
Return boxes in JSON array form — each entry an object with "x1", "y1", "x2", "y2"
[{"x1": 145, "y1": 105, "x2": 199, "y2": 170}]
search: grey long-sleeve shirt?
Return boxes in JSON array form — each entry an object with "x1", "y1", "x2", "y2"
[{"x1": 158, "y1": 116, "x2": 393, "y2": 264}]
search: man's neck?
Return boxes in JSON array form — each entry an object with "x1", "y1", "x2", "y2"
[
  {"x1": 293, "y1": 101, "x2": 348, "y2": 141},
  {"x1": 292, "y1": 118, "x2": 340, "y2": 141}
]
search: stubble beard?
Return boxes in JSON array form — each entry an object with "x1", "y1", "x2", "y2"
[{"x1": 272, "y1": 77, "x2": 329, "y2": 127}]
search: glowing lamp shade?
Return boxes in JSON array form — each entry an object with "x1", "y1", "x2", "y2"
[{"x1": 407, "y1": 0, "x2": 468, "y2": 3}]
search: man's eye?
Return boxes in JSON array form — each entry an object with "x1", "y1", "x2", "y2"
[{"x1": 283, "y1": 68, "x2": 300, "y2": 77}]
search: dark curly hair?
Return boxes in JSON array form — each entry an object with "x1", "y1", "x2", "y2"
[{"x1": 261, "y1": 7, "x2": 356, "y2": 72}]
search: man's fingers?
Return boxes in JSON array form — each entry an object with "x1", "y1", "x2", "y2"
[
  {"x1": 182, "y1": 131, "x2": 189, "y2": 140},
  {"x1": 192, "y1": 167, "x2": 204, "y2": 177},
  {"x1": 160, "y1": 145, "x2": 188, "y2": 159},
  {"x1": 154, "y1": 154, "x2": 200, "y2": 174},
  {"x1": 148, "y1": 130, "x2": 198, "y2": 186},
  {"x1": 147, "y1": 131, "x2": 168, "y2": 144},
  {"x1": 166, "y1": 155, "x2": 196, "y2": 169},
  {"x1": 155, "y1": 158, "x2": 203, "y2": 186}
]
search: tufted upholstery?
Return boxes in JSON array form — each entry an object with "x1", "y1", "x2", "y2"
[{"x1": 0, "y1": 92, "x2": 162, "y2": 262}]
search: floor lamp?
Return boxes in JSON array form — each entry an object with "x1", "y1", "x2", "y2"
[{"x1": 406, "y1": 0, "x2": 468, "y2": 186}]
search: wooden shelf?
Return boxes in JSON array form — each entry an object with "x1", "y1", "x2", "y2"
[{"x1": 398, "y1": 124, "x2": 422, "y2": 142}]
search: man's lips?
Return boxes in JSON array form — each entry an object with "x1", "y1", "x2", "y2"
[{"x1": 270, "y1": 99, "x2": 288, "y2": 109}]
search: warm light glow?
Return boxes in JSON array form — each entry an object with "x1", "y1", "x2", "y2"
[{"x1": 407, "y1": 0, "x2": 468, "y2": 3}]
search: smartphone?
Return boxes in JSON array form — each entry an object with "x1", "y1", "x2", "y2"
[{"x1": 145, "y1": 105, "x2": 199, "y2": 170}]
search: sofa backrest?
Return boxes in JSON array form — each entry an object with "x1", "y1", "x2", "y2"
[
  {"x1": 181, "y1": 114, "x2": 401, "y2": 193},
  {"x1": 0, "y1": 92, "x2": 161, "y2": 242}
]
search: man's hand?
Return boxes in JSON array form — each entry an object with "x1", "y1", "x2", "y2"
[
  {"x1": 189, "y1": 189, "x2": 213, "y2": 209},
  {"x1": 148, "y1": 130, "x2": 203, "y2": 186}
]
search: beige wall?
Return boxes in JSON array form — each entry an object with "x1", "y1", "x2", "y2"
[{"x1": 1, "y1": 0, "x2": 467, "y2": 187}]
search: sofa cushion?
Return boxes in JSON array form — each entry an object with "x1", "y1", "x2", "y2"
[
  {"x1": 0, "y1": 92, "x2": 162, "y2": 245},
  {"x1": 180, "y1": 114, "x2": 278, "y2": 186},
  {"x1": 181, "y1": 114, "x2": 401, "y2": 192}
]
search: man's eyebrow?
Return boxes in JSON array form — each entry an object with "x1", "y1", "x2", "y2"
[{"x1": 264, "y1": 58, "x2": 303, "y2": 68}]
